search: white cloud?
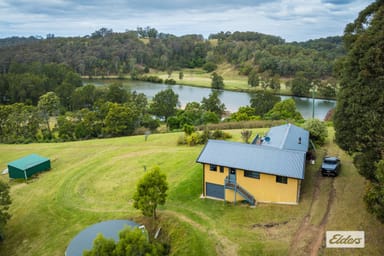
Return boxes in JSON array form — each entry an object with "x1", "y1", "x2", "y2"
[{"x1": 0, "y1": 0, "x2": 376, "y2": 41}]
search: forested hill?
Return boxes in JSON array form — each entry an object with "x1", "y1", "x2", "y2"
[{"x1": 0, "y1": 28, "x2": 344, "y2": 79}]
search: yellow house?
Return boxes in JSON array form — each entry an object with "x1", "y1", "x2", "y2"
[{"x1": 196, "y1": 124, "x2": 309, "y2": 205}]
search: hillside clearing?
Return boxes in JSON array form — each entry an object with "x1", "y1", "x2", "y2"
[{"x1": 0, "y1": 128, "x2": 383, "y2": 255}]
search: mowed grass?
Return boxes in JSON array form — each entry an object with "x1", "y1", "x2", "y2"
[
  {"x1": 0, "y1": 128, "x2": 383, "y2": 255},
  {"x1": 154, "y1": 64, "x2": 251, "y2": 90},
  {"x1": 152, "y1": 63, "x2": 292, "y2": 94},
  {"x1": 318, "y1": 129, "x2": 384, "y2": 255}
]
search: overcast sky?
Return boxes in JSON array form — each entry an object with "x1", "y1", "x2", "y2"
[{"x1": 0, "y1": 0, "x2": 375, "y2": 42}]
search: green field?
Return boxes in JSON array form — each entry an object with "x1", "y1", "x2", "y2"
[
  {"x1": 0, "y1": 129, "x2": 383, "y2": 255},
  {"x1": 151, "y1": 63, "x2": 292, "y2": 95}
]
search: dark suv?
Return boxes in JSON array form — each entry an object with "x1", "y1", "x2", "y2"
[{"x1": 321, "y1": 156, "x2": 341, "y2": 176}]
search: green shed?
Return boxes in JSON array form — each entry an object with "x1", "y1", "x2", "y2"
[{"x1": 8, "y1": 154, "x2": 51, "y2": 180}]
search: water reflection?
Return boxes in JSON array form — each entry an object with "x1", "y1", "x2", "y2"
[{"x1": 89, "y1": 80, "x2": 336, "y2": 120}]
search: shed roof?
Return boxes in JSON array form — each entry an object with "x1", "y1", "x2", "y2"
[
  {"x1": 8, "y1": 154, "x2": 50, "y2": 171},
  {"x1": 196, "y1": 140, "x2": 306, "y2": 179},
  {"x1": 261, "y1": 123, "x2": 309, "y2": 152}
]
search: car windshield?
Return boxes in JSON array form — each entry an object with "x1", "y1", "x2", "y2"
[{"x1": 324, "y1": 159, "x2": 337, "y2": 164}]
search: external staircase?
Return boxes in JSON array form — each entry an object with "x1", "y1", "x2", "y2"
[{"x1": 224, "y1": 177, "x2": 256, "y2": 206}]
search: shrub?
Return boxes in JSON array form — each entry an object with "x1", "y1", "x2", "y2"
[
  {"x1": 203, "y1": 62, "x2": 217, "y2": 72},
  {"x1": 211, "y1": 129, "x2": 232, "y2": 140},
  {"x1": 183, "y1": 124, "x2": 195, "y2": 135},
  {"x1": 181, "y1": 129, "x2": 232, "y2": 146},
  {"x1": 185, "y1": 132, "x2": 201, "y2": 146},
  {"x1": 302, "y1": 118, "x2": 328, "y2": 145},
  {"x1": 164, "y1": 79, "x2": 176, "y2": 85}
]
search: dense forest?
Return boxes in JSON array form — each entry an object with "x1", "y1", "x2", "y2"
[{"x1": 0, "y1": 28, "x2": 344, "y2": 80}]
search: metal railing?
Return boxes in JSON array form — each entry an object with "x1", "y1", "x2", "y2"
[{"x1": 224, "y1": 176, "x2": 256, "y2": 206}]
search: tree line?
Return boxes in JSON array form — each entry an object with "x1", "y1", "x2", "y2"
[
  {"x1": 0, "y1": 28, "x2": 343, "y2": 83},
  {"x1": 334, "y1": 0, "x2": 384, "y2": 223},
  {"x1": 0, "y1": 62, "x2": 306, "y2": 144}
]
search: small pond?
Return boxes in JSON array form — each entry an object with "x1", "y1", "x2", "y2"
[{"x1": 65, "y1": 219, "x2": 140, "y2": 256}]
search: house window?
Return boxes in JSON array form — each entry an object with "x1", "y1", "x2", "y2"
[
  {"x1": 210, "y1": 164, "x2": 217, "y2": 171},
  {"x1": 244, "y1": 170, "x2": 260, "y2": 179},
  {"x1": 219, "y1": 166, "x2": 224, "y2": 173},
  {"x1": 276, "y1": 176, "x2": 288, "y2": 184}
]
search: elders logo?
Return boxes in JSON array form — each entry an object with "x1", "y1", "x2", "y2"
[{"x1": 326, "y1": 231, "x2": 365, "y2": 248}]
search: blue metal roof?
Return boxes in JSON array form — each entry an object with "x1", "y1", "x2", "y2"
[
  {"x1": 197, "y1": 140, "x2": 307, "y2": 179},
  {"x1": 262, "y1": 123, "x2": 309, "y2": 152}
]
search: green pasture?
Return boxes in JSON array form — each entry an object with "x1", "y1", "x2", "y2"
[
  {"x1": 0, "y1": 128, "x2": 383, "y2": 255},
  {"x1": 152, "y1": 63, "x2": 292, "y2": 95}
]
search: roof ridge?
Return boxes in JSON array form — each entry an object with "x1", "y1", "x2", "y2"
[
  {"x1": 280, "y1": 123, "x2": 291, "y2": 149},
  {"x1": 208, "y1": 139, "x2": 304, "y2": 154}
]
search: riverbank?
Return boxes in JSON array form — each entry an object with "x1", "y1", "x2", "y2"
[
  {"x1": 83, "y1": 79, "x2": 336, "y2": 120},
  {"x1": 82, "y1": 65, "x2": 337, "y2": 101}
]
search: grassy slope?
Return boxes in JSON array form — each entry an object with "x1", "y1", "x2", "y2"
[
  {"x1": 152, "y1": 63, "x2": 291, "y2": 94},
  {"x1": 0, "y1": 128, "x2": 383, "y2": 255}
]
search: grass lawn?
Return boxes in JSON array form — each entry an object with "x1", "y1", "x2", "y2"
[
  {"x1": 0, "y1": 128, "x2": 383, "y2": 255},
  {"x1": 151, "y1": 63, "x2": 292, "y2": 95}
]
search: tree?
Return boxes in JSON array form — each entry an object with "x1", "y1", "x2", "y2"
[
  {"x1": 201, "y1": 111, "x2": 220, "y2": 124},
  {"x1": 201, "y1": 91, "x2": 226, "y2": 118},
  {"x1": 289, "y1": 72, "x2": 310, "y2": 96},
  {"x1": 250, "y1": 91, "x2": 280, "y2": 117},
  {"x1": 0, "y1": 180, "x2": 11, "y2": 240},
  {"x1": 211, "y1": 72, "x2": 224, "y2": 89},
  {"x1": 150, "y1": 89, "x2": 179, "y2": 121},
  {"x1": 83, "y1": 233, "x2": 115, "y2": 256},
  {"x1": 71, "y1": 84, "x2": 97, "y2": 110},
  {"x1": 84, "y1": 227, "x2": 167, "y2": 256},
  {"x1": 269, "y1": 75, "x2": 281, "y2": 91},
  {"x1": 265, "y1": 98, "x2": 303, "y2": 121},
  {"x1": 133, "y1": 166, "x2": 168, "y2": 220},
  {"x1": 38, "y1": 92, "x2": 60, "y2": 139},
  {"x1": 333, "y1": 0, "x2": 384, "y2": 222},
  {"x1": 203, "y1": 62, "x2": 217, "y2": 72},
  {"x1": 364, "y1": 160, "x2": 384, "y2": 223},
  {"x1": 302, "y1": 118, "x2": 328, "y2": 145},
  {"x1": 247, "y1": 69, "x2": 260, "y2": 87},
  {"x1": 230, "y1": 106, "x2": 258, "y2": 121},
  {"x1": 318, "y1": 81, "x2": 337, "y2": 98},
  {"x1": 0, "y1": 103, "x2": 41, "y2": 143},
  {"x1": 334, "y1": 0, "x2": 384, "y2": 155},
  {"x1": 91, "y1": 27, "x2": 113, "y2": 38},
  {"x1": 106, "y1": 82, "x2": 128, "y2": 103},
  {"x1": 103, "y1": 103, "x2": 138, "y2": 137}
]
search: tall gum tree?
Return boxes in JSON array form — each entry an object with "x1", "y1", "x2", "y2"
[{"x1": 334, "y1": 0, "x2": 384, "y2": 221}]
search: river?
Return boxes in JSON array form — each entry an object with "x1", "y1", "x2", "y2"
[{"x1": 88, "y1": 80, "x2": 336, "y2": 120}]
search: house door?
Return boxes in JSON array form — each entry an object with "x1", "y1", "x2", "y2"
[{"x1": 229, "y1": 168, "x2": 236, "y2": 183}]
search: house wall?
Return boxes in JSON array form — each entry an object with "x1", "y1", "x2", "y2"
[
  {"x1": 225, "y1": 189, "x2": 245, "y2": 202},
  {"x1": 236, "y1": 170, "x2": 299, "y2": 204},
  {"x1": 203, "y1": 164, "x2": 300, "y2": 204},
  {"x1": 204, "y1": 164, "x2": 227, "y2": 186}
]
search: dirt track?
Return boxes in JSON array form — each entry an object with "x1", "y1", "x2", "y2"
[{"x1": 289, "y1": 174, "x2": 336, "y2": 256}]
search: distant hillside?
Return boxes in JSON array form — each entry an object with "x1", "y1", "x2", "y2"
[
  {"x1": 0, "y1": 28, "x2": 344, "y2": 80},
  {"x1": 0, "y1": 36, "x2": 40, "y2": 48}
]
